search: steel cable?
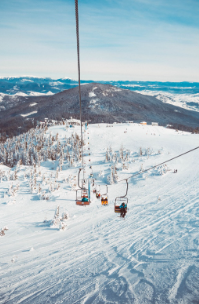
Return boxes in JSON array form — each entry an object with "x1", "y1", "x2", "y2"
[
  {"x1": 75, "y1": 0, "x2": 83, "y2": 172},
  {"x1": 118, "y1": 145, "x2": 199, "y2": 183}
]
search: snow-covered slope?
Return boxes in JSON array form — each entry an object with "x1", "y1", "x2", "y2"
[
  {"x1": 1, "y1": 122, "x2": 199, "y2": 304},
  {"x1": 138, "y1": 90, "x2": 199, "y2": 113}
]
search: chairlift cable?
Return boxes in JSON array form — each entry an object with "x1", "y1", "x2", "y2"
[
  {"x1": 74, "y1": 0, "x2": 91, "y2": 205},
  {"x1": 118, "y1": 145, "x2": 199, "y2": 183},
  {"x1": 75, "y1": 0, "x2": 84, "y2": 174}
]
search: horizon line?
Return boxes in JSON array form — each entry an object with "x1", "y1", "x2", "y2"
[{"x1": 0, "y1": 76, "x2": 198, "y2": 84}]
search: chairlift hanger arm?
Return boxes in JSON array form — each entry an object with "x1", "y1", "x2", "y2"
[
  {"x1": 78, "y1": 168, "x2": 82, "y2": 189},
  {"x1": 102, "y1": 185, "x2": 108, "y2": 197},
  {"x1": 78, "y1": 168, "x2": 85, "y2": 190},
  {"x1": 78, "y1": 168, "x2": 89, "y2": 190},
  {"x1": 115, "y1": 179, "x2": 128, "y2": 201}
]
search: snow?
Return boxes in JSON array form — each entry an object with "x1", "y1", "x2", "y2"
[
  {"x1": 89, "y1": 87, "x2": 99, "y2": 104},
  {"x1": 29, "y1": 103, "x2": 38, "y2": 107},
  {"x1": 0, "y1": 92, "x2": 28, "y2": 103},
  {"x1": 0, "y1": 91, "x2": 53, "y2": 102},
  {"x1": 89, "y1": 98, "x2": 98, "y2": 105},
  {"x1": 28, "y1": 91, "x2": 53, "y2": 96},
  {"x1": 49, "y1": 82, "x2": 63, "y2": 86},
  {"x1": 89, "y1": 87, "x2": 99, "y2": 98},
  {"x1": 59, "y1": 77, "x2": 73, "y2": 80},
  {"x1": 21, "y1": 111, "x2": 37, "y2": 117},
  {"x1": 14, "y1": 92, "x2": 27, "y2": 97},
  {"x1": 89, "y1": 91, "x2": 96, "y2": 97},
  {"x1": 0, "y1": 93, "x2": 6, "y2": 102},
  {"x1": 1, "y1": 123, "x2": 199, "y2": 303},
  {"x1": 139, "y1": 90, "x2": 199, "y2": 113},
  {"x1": 102, "y1": 87, "x2": 122, "y2": 96},
  {"x1": 21, "y1": 79, "x2": 34, "y2": 82},
  {"x1": 67, "y1": 118, "x2": 80, "y2": 124},
  {"x1": 123, "y1": 84, "x2": 145, "y2": 88}
]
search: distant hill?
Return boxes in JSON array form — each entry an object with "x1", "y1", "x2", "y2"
[
  {"x1": 0, "y1": 77, "x2": 199, "y2": 95},
  {"x1": 0, "y1": 83, "x2": 199, "y2": 137}
]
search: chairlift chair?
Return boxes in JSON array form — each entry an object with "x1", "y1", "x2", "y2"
[
  {"x1": 114, "y1": 180, "x2": 128, "y2": 216},
  {"x1": 96, "y1": 192, "x2": 101, "y2": 199},
  {"x1": 101, "y1": 185, "x2": 108, "y2": 205},
  {"x1": 76, "y1": 169, "x2": 91, "y2": 206},
  {"x1": 76, "y1": 188, "x2": 90, "y2": 206},
  {"x1": 96, "y1": 185, "x2": 101, "y2": 199},
  {"x1": 114, "y1": 197, "x2": 128, "y2": 213},
  {"x1": 89, "y1": 166, "x2": 94, "y2": 178}
]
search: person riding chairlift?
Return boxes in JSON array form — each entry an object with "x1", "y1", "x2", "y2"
[
  {"x1": 82, "y1": 195, "x2": 89, "y2": 202},
  {"x1": 120, "y1": 202, "x2": 127, "y2": 218},
  {"x1": 96, "y1": 192, "x2": 100, "y2": 199},
  {"x1": 101, "y1": 196, "x2": 107, "y2": 204}
]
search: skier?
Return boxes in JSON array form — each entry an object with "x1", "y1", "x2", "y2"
[{"x1": 120, "y1": 202, "x2": 127, "y2": 218}]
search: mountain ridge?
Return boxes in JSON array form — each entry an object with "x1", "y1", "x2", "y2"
[{"x1": 0, "y1": 82, "x2": 199, "y2": 138}]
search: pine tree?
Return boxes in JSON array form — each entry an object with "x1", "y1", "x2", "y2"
[
  {"x1": 120, "y1": 145, "x2": 124, "y2": 161},
  {"x1": 26, "y1": 153, "x2": 30, "y2": 166},
  {"x1": 13, "y1": 170, "x2": 17, "y2": 180},
  {"x1": 52, "y1": 206, "x2": 60, "y2": 227},
  {"x1": 56, "y1": 168, "x2": 59, "y2": 179},
  {"x1": 105, "y1": 151, "x2": 109, "y2": 162},
  {"x1": 38, "y1": 183, "x2": 42, "y2": 194}
]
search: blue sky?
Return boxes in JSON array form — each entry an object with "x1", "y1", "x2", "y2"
[{"x1": 0, "y1": 0, "x2": 199, "y2": 81}]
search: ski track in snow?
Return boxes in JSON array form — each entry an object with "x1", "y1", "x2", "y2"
[{"x1": 1, "y1": 123, "x2": 199, "y2": 304}]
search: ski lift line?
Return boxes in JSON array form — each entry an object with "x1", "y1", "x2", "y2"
[
  {"x1": 118, "y1": 146, "x2": 199, "y2": 183},
  {"x1": 75, "y1": 0, "x2": 83, "y2": 171}
]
